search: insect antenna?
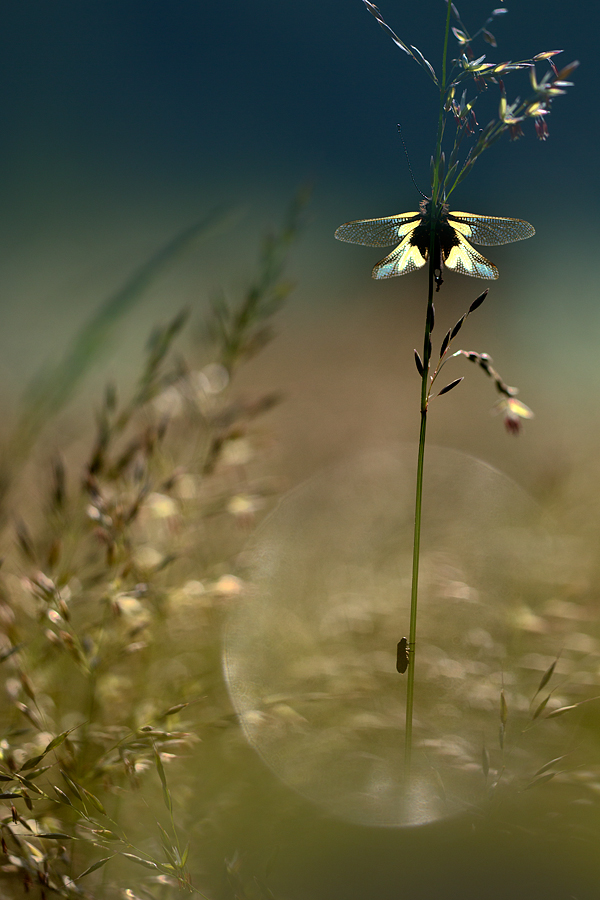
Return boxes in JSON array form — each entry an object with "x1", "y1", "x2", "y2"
[{"x1": 397, "y1": 123, "x2": 429, "y2": 200}]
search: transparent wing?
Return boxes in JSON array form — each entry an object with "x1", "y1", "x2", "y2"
[
  {"x1": 372, "y1": 232, "x2": 428, "y2": 279},
  {"x1": 444, "y1": 233, "x2": 499, "y2": 280},
  {"x1": 335, "y1": 213, "x2": 420, "y2": 247},
  {"x1": 448, "y1": 212, "x2": 535, "y2": 246}
]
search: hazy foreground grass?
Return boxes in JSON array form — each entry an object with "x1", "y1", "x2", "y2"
[{"x1": 0, "y1": 198, "x2": 599, "y2": 899}]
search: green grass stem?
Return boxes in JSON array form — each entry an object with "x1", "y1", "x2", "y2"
[
  {"x1": 404, "y1": 230, "x2": 437, "y2": 778},
  {"x1": 404, "y1": 0, "x2": 452, "y2": 779}
]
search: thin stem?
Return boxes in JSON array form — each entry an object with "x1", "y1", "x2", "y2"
[
  {"x1": 432, "y1": 0, "x2": 453, "y2": 203},
  {"x1": 404, "y1": 239, "x2": 437, "y2": 779},
  {"x1": 404, "y1": 0, "x2": 453, "y2": 784},
  {"x1": 441, "y1": 0, "x2": 452, "y2": 90}
]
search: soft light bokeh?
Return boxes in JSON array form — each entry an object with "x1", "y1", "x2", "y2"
[{"x1": 0, "y1": 2, "x2": 596, "y2": 898}]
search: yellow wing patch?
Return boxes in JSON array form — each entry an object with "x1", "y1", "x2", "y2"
[{"x1": 444, "y1": 233, "x2": 499, "y2": 280}]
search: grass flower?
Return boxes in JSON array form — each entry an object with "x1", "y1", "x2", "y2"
[{"x1": 494, "y1": 396, "x2": 535, "y2": 434}]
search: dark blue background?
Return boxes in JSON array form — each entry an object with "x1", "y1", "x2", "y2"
[
  {"x1": 0, "y1": 0, "x2": 592, "y2": 472},
  {"x1": 0, "y1": 0, "x2": 584, "y2": 216}
]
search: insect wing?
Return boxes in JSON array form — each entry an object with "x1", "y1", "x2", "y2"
[
  {"x1": 448, "y1": 212, "x2": 535, "y2": 247},
  {"x1": 445, "y1": 232, "x2": 499, "y2": 280},
  {"x1": 335, "y1": 213, "x2": 420, "y2": 247},
  {"x1": 396, "y1": 637, "x2": 410, "y2": 674},
  {"x1": 372, "y1": 231, "x2": 428, "y2": 279}
]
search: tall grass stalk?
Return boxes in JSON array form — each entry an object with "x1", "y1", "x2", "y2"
[
  {"x1": 405, "y1": 244, "x2": 435, "y2": 774},
  {"x1": 405, "y1": 0, "x2": 453, "y2": 778},
  {"x1": 335, "y1": 0, "x2": 577, "y2": 781}
]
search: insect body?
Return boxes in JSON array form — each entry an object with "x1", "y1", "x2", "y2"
[
  {"x1": 396, "y1": 637, "x2": 411, "y2": 674},
  {"x1": 335, "y1": 198, "x2": 535, "y2": 282}
]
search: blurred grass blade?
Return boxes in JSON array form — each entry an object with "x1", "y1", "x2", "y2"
[
  {"x1": 77, "y1": 857, "x2": 114, "y2": 880},
  {"x1": 0, "y1": 207, "x2": 240, "y2": 510},
  {"x1": 36, "y1": 832, "x2": 72, "y2": 839},
  {"x1": 500, "y1": 689, "x2": 508, "y2": 726},
  {"x1": 522, "y1": 771, "x2": 556, "y2": 791},
  {"x1": 53, "y1": 786, "x2": 73, "y2": 807},
  {"x1": 532, "y1": 694, "x2": 551, "y2": 720},
  {"x1": 545, "y1": 703, "x2": 579, "y2": 718},
  {"x1": 546, "y1": 695, "x2": 600, "y2": 718},
  {"x1": 533, "y1": 754, "x2": 569, "y2": 778},
  {"x1": 535, "y1": 657, "x2": 558, "y2": 697},
  {"x1": 81, "y1": 785, "x2": 107, "y2": 815},
  {"x1": 481, "y1": 745, "x2": 489, "y2": 778},
  {"x1": 154, "y1": 746, "x2": 173, "y2": 816},
  {"x1": 122, "y1": 852, "x2": 159, "y2": 870},
  {"x1": 60, "y1": 769, "x2": 83, "y2": 801},
  {"x1": 20, "y1": 208, "x2": 239, "y2": 429}
]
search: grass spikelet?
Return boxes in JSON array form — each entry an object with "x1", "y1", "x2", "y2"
[{"x1": 0, "y1": 195, "x2": 304, "y2": 896}]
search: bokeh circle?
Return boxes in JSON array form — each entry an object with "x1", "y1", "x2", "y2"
[{"x1": 225, "y1": 445, "x2": 556, "y2": 826}]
